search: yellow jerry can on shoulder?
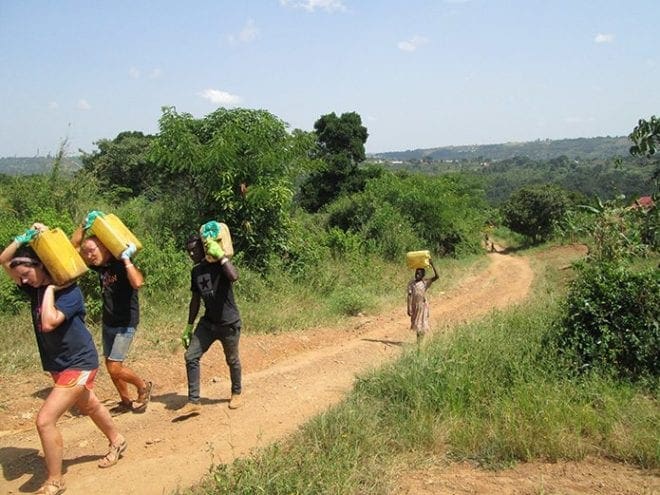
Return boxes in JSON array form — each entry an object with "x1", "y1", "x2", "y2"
[
  {"x1": 30, "y1": 228, "x2": 88, "y2": 285},
  {"x1": 89, "y1": 213, "x2": 143, "y2": 259},
  {"x1": 406, "y1": 250, "x2": 431, "y2": 269},
  {"x1": 200, "y1": 221, "x2": 234, "y2": 262}
]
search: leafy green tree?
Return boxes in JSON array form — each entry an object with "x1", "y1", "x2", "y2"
[
  {"x1": 298, "y1": 112, "x2": 369, "y2": 212},
  {"x1": 82, "y1": 131, "x2": 156, "y2": 199},
  {"x1": 629, "y1": 115, "x2": 660, "y2": 158},
  {"x1": 500, "y1": 184, "x2": 570, "y2": 244},
  {"x1": 150, "y1": 106, "x2": 316, "y2": 267}
]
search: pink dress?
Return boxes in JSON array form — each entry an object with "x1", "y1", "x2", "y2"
[{"x1": 407, "y1": 278, "x2": 432, "y2": 334}]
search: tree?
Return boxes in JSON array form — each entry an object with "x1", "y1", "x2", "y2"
[
  {"x1": 150, "y1": 107, "x2": 316, "y2": 267},
  {"x1": 629, "y1": 115, "x2": 660, "y2": 158},
  {"x1": 82, "y1": 131, "x2": 156, "y2": 199},
  {"x1": 298, "y1": 112, "x2": 369, "y2": 212},
  {"x1": 500, "y1": 184, "x2": 570, "y2": 244}
]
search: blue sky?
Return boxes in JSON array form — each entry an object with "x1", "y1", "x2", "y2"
[{"x1": 1, "y1": 0, "x2": 658, "y2": 157}]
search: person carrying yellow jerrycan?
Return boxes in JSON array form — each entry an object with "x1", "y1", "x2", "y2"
[{"x1": 71, "y1": 210, "x2": 152, "y2": 414}]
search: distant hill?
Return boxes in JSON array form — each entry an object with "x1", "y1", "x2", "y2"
[
  {"x1": 0, "y1": 156, "x2": 83, "y2": 175},
  {"x1": 371, "y1": 136, "x2": 632, "y2": 162}
]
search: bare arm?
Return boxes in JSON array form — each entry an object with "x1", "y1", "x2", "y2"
[
  {"x1": 427, "y1": 261, "x2": 439, "y2": 285},
  {"x1": 124, "y1": 259, "x2": 144, "y2": 289},
  {"x1": 220, "y1": 257, "x2": 239, "y2": 282},
  {"x1": 0, "y1": 240, "x2": 20, "y2": 282},
  {"x1": 40, "y1": 285, "x2": 66, "y2": 332},
  {"x1": 70, "y1": 224, "x2": 85, "y2": 249},
  {"x1": 187, "y1": 291, "x2": 201, "y2": 325}
]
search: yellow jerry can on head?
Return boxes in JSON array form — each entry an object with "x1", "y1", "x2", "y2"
[
  {"x1": 200, "y1": 221, "x2": 234, "y2": 262},
  {"x1": 406, "y1": 250, "x2": 431, "y2": 270},
  {"x1": 30, "y1": 228, "x2": 88, "y2": 285},
  {"x1": 89, "y1": 213, "x2": 143, "y2": 259}
]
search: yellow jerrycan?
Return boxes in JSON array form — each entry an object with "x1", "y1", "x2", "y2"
[
  {"x1": 89, "y1": 213, "x2": 143, "y2": 259},
  {"x1": 30, "y1": 228, "x2": 88, "y2": 285},
  {"x1": 199, "y1": 221, "x2": 234, "y2": 262},
  {"x1": 406, "y1": 250, "x2": 431, "y2": 269}
]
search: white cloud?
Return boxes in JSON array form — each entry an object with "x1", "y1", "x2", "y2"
[
  {"x1": 198, "y1": 89, "x2": 242, "y2": 106},
  {"x1": 229, "y1": 18, "x2": 260, "y2": 45},
  {"x1": 129, "y1": 67, "x2": 141, "y2": 79},
  {"x1": 48, "y1": 101, "x2": 59, "y2": 110},
  {"x1": 77, "y1": 99, "x2": 91, "y2": 110},
  {"x1": 594, "y1": 33, "x2": 614, "y2": 43},
  {"x1": 398, "y1": 35, "x2": 429, "y2": 52},
  {"x1": 148, "y1": 68, "x2": 163, "y2": 79},
  {"x1": 279, "y1": 0, "x2": 346, "y2": 13}
]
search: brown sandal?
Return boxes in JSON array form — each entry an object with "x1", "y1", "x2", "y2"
[
  {"x1": 35, "y1": 479, "x2": 66, "y2": 495},
  {"x1": 133, "y1": 381, "x2": 153, "y2": 413},
  {"x1": 98, "y1": 436, "x2": 127, "y2": 468}
]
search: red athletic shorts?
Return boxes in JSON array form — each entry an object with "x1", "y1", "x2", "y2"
[{"x1": 50, "y1": 369, "x2": 98, "y2": 390}]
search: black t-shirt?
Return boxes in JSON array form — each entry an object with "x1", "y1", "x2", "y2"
[
  {"x1": 91, "y1": 259, "x2": 140, "y2": 327},
  {"x1": 190, "y1": 261, "x2": 241, "y2": 326},
  {"x1": 21, "y1": 284, "x2": 99, "y2": 372}
]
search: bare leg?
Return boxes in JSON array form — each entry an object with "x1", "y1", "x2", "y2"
[
  {"x1": 75, "y1": 387, "x2": 123, "y2": 445},
  {"x1": 35, "y1": 385, "x2": 86, "y2": 483},
  {"x1": 106, "y1": 358, "x2": 145, "y2": 403}
]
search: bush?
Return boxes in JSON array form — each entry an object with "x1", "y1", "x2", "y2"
[{"x1": 549, "y1": 262, "x2": 659, "y2": 382}]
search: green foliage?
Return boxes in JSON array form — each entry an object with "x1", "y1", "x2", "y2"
[
  {"x1": 327, "y1": 171, "x2": 488, "y2": 259},
  {"x1": 81, "y1": 131, "x2": 156, "y2": 200},
  {"x1": 548, "y1": 262, "x2": 659, "y2": 382},
  {"x1": 298, "y1": 112, "x2": 371, "y2": 212},
  {"x1": 629, "y1": 115, "x2": 660, "y2": 157},
  {"x1": 501, "y1": 184, "x2": 570, "y2": 244},
  {"x1": 576, "y1": 197, "x2": 651, "y2": 262},
  {"x1": 150, "y1": 107, "x2": 316, "y2": 268}
]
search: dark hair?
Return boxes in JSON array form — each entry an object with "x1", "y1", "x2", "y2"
[{"x1": 9, "y1": 246, "x2": 42, "y2": 269}]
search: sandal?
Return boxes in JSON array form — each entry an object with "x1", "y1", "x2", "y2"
[
  {"x1": 98, "y1": 436, "x2": 127, "y2": 468},
  {"x1": 133, "y1": 381, "x2": 153, "y2": 413},
  {"x1": 109, "y1": 400, "x2": 133, "y2": 415},
  {"x1": 35, "y1": 479, "x2": 66, "y2": 495}
]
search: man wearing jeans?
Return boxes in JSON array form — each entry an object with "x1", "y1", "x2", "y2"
[{"x1": 178, "y1": 232, "x2": 243, "y2": 416}]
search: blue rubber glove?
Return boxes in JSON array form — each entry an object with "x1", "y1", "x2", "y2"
[
  {"x1": 181, "y1": 323, "x2": 194, "y2": 349},
  {"x1": 120, "y1": 243, "x2": 137, "y2": 260},
  {"x1": 83, "y1": 210, "x2": 105, "y2": 230},
  {"x1": 204, "y1": 238, "x2": 224, "y2": 260},
  {"x1": 14, "y1": 228, "x2": 38, "y2": 246}
]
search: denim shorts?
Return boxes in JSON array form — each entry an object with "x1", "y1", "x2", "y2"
[{"x1": 102, "y1": 325, "x2": 136, "y2": 361}]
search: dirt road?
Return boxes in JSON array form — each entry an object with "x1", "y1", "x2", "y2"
[{"x1": 1, "y1": 245, "x2": 655, "y2": 495}]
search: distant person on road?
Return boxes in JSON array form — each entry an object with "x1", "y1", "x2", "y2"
[
  {"x1": 72, "y1": 211, "x2": 152, "y2": 414},
  {"x1": 177, "y1": 231, "x2": 243, "y2": 416},
  {"x1": 1, "y1": 223, "x2": 127, "y2": 495},
  {"x1": 407, "y1": 259, "x2": 439, "y2": 343}
]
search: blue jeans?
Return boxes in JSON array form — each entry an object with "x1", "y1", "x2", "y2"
[
  {"x1": 102, "y1": 325, "x2": 136, "y2": 361},
  {"x1": 184, "y1": 318, "x2": 242, "y2": 403}
]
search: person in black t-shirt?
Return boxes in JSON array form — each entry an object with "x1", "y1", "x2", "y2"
[
  {"x1": 177, "y1": 233, "x2": 243, "y2": 416},
  {"x1": 1, "y1": 224, "x2": 127, "y2": 495},
  {"x1": 72, "y1": 215, "x2": 152, "y2": 414}
]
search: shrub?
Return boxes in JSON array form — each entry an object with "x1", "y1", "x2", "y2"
[{"x1": 549, "y1": 262, "x2": 659, "y2": 382}]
